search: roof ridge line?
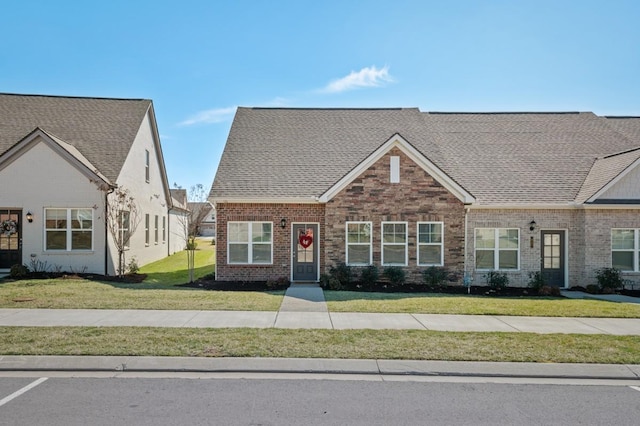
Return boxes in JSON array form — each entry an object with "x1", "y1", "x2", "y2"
[{"x1": 0, "y1": 92, "x2": 149, "y2": 102}]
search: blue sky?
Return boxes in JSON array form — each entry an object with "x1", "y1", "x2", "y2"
[{"x1": 3, "y1": 0, "x2": 639, "y2": 197}]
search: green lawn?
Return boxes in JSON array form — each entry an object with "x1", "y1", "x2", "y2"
[
  {"x1": 1, "y1": 327, "x2": 639, "y2": 364},
  {"x1": 324, "y1": 291, "x2": 640, "y2": 318}
]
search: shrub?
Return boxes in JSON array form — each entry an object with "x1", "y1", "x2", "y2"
[
  {"x1": 422, "y1": 266, "x2": 448, "y2": 288},
  {"x1": 359, "y1": 265, "x2": 379, "y2": 287},
  {"x1": 329, "y1": 262, "x2": 352, "y2": 288},
  {"x1": 484, "y1": 271, "x2": 509, "y2": 290},
  {"x1": 9, "y1": 264, "x2": 29, "y2": 278},
  {"x1": 383, "y1": 266, "x2": 406, "y2": 286},
  {"x1": 266, "y1": 276, "x2": 289, "y2": 290},
  {"x1": 127, "y1": 257, "x2": 140, "y2": 274},
  {"x1": 595, "y1": 267, "x2": 623, "y2": 292},
  {"x1": 586, "y1": 284, "x2": 600, "y2": 294},
  {"x1": 527, "y1": 271, "x2": 546, "y2": 294}
]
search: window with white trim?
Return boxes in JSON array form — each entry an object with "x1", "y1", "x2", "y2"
[
  {"x1": 45, "y1": 208, "x2": 93, "y2": 251},
  {"x1": 154, "y1": 215, "x2": 159, "y2": 244},
  {"x1": 418, "y1": 222, "x2": 444, "y2": 266},
  {"x1": 228, "y1": 222, "x2": 272, "y2": 264},
  {"x1": 390, "y1": 156, "x2": 400, "y2": 183},
  {"x1": 145, "y1": 149, "x2": 150, "y2": 182},
  {"x1": 144, "y1": 214, "x2": 150, "y2": 246},
  {"x1": 346, "y1": 222, "x2": 372, "y2": 265},
  {"x1": 612, "y1": 229, "x2": 640, "y2": 272},
  {"x1": 382, "y1": 222, "x2": 408, "y2": 266},
  {"x1": 162, "y1": 216, "x2": 166, "y2": 244},
  {"x1": 475, "y1": 228, "x2": 519, "y2": 270},
  {"x1": 118, "y1": 211, "x2": 131, "y2": 249}
]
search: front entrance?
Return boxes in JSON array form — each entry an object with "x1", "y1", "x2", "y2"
[
  {"x1": 0, "y1": 209, "x2": 22, "y2": 269},
  {"x1": 540, "y1": 230, "x2": 566, "y2": 287},
  {"x1": 292, "y1": 223, "x2": 319, "y2": 281}
]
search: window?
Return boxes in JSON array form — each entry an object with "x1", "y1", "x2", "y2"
[
  {"x1": 418, "y1": 222, "x2": 444, "y2": 266},
  {"x1": 118, "y1": 211, "x2": 131, "y2": 249},
  {"x1": 162, "y1": 216, "x2": 166, "y2": 244},
  {"x1": 612, "y1": 229, "x2": 640, "y2": 272},
  {"x1": 154, "y1": 215, "x2": 159, "y2": 244},
  {"x1": 145, "y1": 214, "x2": 149, "y2": 245},
  {"x1": 145, "y1": 149, "x2": 150, "y2": 182},
  {"x1": 346, "y1": 222, "x2": 372, "y2": 265},
  {"x1": 228, "y1": 222, "x2": 272, "y2": 264},
  {"x1": 475, "y1": 228, "x2": 519, "y2": 270},
  {"x1": 45, "y1": 208, "x2": 93, "y2": 251},
  {"x1": 382, "y1": 222, "x2": 407, "y2": 266}
]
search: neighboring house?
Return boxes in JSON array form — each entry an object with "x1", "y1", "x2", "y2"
[
  {"x1": 0, "y1": 93, "x2": 178, "y2": 275},
  {"x1": 169, "y1": 188, "x2": 190, "y2": 253},
  {"x1": 187, "y1": 201, "x2": 216, "y2": 237},
  {"x1": 210, "y1": 107, "x2": 640, "y2": 288}
]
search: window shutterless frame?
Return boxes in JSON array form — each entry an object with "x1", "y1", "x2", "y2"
[
  {"x1": 227, "y1": 221, "x2": 273, "y2": 265},
  {"x1": 474, "y1": 228, "x2": 520, "y2": 271},
  {"x1": 345, "y1": 221, "x2": 373, "y2": 266},
  {"x1": 417, "y1": 222, "x2": 444, "y2": 266},
  {"x1": 612, "y1": 229, "x2": 640, "y2": 272},
  {"x1": 381, "y1": 221, "x2": 408, "y2": 266}
]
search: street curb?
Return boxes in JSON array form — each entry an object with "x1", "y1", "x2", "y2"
[{"x1": 1, "y1": 356, "x2": 640, "y2": 380}]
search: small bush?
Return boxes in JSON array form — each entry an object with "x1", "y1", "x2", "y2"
[
  {"x1": 527, "y1": 271, "x2": 546, "y2": 294},
  {"x1": 484, "y1": 271, "x2": 509, "y2": 290},
  {"x1": 383, "y1": 266, "x2": 406, "y2": 286},
  {"x1": 329, "y1": 262, "x2": 352, "y2": 288},
  {"x1": 9, "y1": 264, "x2": 29, "y2": 278},
  {"x1": 359, "y1": 265, "x2": 379, "y2": 287},
  {"x1": 422, "y1": 266, "x2": 448, "y2": 288},
  {"x1": 586, "y1": 284, "x2": 600, "y2": 294},
  {"x1": 595, "y1": 267, "x2": 623, "y2": 292},
  {"x1": 126, "y1": 257, "x2": 140, "y2": 274},
  {"x1": 266, "y1": 276, "x2": 290, "y2": 290}
]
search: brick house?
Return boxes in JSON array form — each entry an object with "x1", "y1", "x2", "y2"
[{"x1": 210, "y1": 108, "x2": 640, "y2": 288}]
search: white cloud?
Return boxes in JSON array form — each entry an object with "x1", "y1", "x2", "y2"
[
  {"x1": 322, "y1": 65, "x2": 394, "y2": 93},
  {"x1": 178, "y1": 106, "x2": 236, "y2": 126}
]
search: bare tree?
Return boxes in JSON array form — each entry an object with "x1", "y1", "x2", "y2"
[
  {"x1": 105, "y1": 187, "x2": 140, "y2": 277},
  {"x1": 188, "y1": 183, "x2": 208, "y2": 202}
]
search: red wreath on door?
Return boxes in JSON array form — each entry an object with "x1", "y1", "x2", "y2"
[{"x1": 298, "y1": 229, "x2": 313, "y2": 249}]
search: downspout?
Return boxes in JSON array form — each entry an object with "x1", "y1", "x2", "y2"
[{"x1": 104, "y1": 185, "x2": 116, "y2": 276}]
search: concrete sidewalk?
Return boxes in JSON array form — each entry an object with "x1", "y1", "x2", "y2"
[
  {"x1": 1, "y1": 356, "x2": 639, "y2": 381},
  {"x1": 1, "y1": 308, "x2": 640, "y2": 334}
]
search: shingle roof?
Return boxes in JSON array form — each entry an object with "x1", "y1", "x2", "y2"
[
  {"x1": 211, "y1": 108, "x2": 640, "y2": 205},
  {"x1": 0, "y1": 93, "x2": 152, "y2": 182}
]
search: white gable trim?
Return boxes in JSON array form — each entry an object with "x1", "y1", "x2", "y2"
[
  {"x1": 0, "y1": 128, "x2": 112, "y2": 189},
  {"x1": 587, "y1": 156, "x2": 640, "y2": 203},
  {"x1": 318, "y1": 134, "x2": 475, "y2": 204}
]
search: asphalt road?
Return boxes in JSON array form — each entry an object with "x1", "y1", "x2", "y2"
[{"x1": 2, "y1": 375, "x2": 640, "y2": 425}]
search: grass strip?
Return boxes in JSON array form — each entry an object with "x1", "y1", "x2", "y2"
[
  {"x1": 324, "y1": 291, "x2": 640, "y2": 318},
  {"x1": 0, "y1": 279, "x2": 283, "y2": 311},
  {"x1": 1, "y1": 327, "x2": 639, "y2": 364}
]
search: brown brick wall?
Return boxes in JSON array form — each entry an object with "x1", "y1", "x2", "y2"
[
  {"x1": 215, "y1": 203, "x2": 325, "y2": 281},
  {"x1": 324, "y1": 147, "x2": 466, "y2": 283}
]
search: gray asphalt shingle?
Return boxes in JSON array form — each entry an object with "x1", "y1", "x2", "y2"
[
  {"x1": 211, "y1": 108, "x2": 640, "y2": 205},
  {"x1": 0, "y1": 93, "x2": 152, "y2": 182}
]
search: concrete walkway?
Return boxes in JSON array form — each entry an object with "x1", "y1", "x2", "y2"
[{"x1": 1, "y1": 285, "x2": 639, "y2": 334}]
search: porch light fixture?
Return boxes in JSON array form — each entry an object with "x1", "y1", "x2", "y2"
[
  {"x1": 529, "y1": 220, "x2": 536, "y2": 231},
  {"x1": 280, "y1": 218, "x2": 287, "y2": 229},
  {"x1": 26, "y1": 211, "x2": 33, "y2": 223}
]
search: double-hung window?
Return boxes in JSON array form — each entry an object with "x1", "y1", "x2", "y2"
[
  {"x1": 475, "y1": 228, "x2": 519, "y2": 270},
  {"x1": 417, "y1": 222, "x2": 444, "y2": 266},
  {"x1": 382, "y1": 222, "x2": 408, "y2": 266},
  {"x1": 145, "y1": 149, "x2": 150, "y2": 182},
  {"x1": 228, "y1": 222, "x2": 272, "y2": 264},
  {"x1": 346, "y1": 222, "x2": 372, "y2": 265},
  {"x1": 118, "y1": 211, "x2": 131, "y2": 249},
  {"x1": 154, "y1": 215, "x2": 159, "y2": 244},
  {"x1": 45, "y1": 208, "x2": 93, "y2": 251},
  {"x1": 612, "y1": 229, "x2": 640, "y2": 271},
  {"x1": 144, "y1": 214, "x2": 150, "y2": 245}
]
